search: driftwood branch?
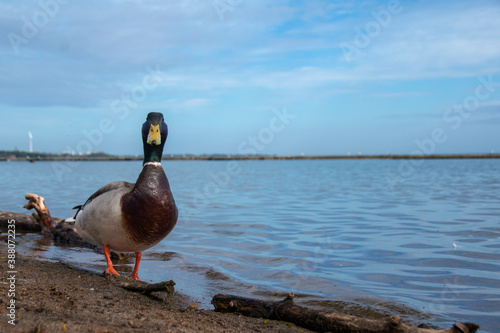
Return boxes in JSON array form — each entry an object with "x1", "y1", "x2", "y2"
[
  {"x1": 19, "y1": 193, "x2": 99, "y2": 249},
  {"x1": 211, "y1": 293, "x2": 479, "y2": 333},
  {"x1": 107, "y1": 274, "x2": 175, "y2": 294},
  {"x1": 23, "y1": 193, "x2": 57, "y2": 231}
]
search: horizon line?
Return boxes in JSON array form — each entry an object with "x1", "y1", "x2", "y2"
[{"x1": 1, "y1": 152, "x2": 500, "y2": 162}]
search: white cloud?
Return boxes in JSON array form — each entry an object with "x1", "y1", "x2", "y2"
[
  {"x1": 1, "y1": 0, "x2": 499, "y2": 110},
  {"x1": 347, "y1": 1, "x2": 500, "y2": 78}
]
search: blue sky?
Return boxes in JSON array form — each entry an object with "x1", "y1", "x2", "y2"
[{"x1": 1, "y1": 0, "x2": 499, "y2": 156}]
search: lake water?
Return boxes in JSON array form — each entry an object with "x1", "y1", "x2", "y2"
[{"x1": 1, "y1": 159, "x2": 499, "y2": 331}]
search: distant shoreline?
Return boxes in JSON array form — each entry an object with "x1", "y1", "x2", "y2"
[{"x1": 1, "y1": 153, "x2": 499, "y2": 162}]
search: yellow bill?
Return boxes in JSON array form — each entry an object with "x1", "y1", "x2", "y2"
[{"x1": 147, "y1": 124, "x2": 161, "y2": 145}]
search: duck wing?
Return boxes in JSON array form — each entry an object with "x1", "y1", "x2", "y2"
[{"x1": 73, "y1": 181, "x2": 135, "y2": 218}]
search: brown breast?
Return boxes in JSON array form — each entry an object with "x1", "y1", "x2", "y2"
[{"x1": 120, "y1": 164, "x2": 178, "y2": 247}]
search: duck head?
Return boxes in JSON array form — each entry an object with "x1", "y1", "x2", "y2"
[{"x1": 142, "y1": 112, "x2": 168, "y2": 164}]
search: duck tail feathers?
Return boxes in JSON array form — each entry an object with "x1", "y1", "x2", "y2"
[{"x1": 72, "y1": 205, "x2": 83, "y2": 219}]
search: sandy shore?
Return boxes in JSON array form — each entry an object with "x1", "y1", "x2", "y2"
[{"x1": 0, "y1": 255, "x2": 310, "y2": 333}]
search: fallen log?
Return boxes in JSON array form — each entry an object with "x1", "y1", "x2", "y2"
[
  {"x1": 107, "y1": 274, "x2": 175, "y2": 295},
  {"x1": 211, "y1": 293, "x2": 479, "y2": 333},
  {"x1": 0, "y1": 210, "x2": 43, "y2": 232}
]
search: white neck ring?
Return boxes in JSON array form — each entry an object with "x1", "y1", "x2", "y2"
[{"x1": 144, "y1": 162, "x2": 162, "y2": 167}]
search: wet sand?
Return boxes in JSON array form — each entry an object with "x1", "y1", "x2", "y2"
[{"x1": 0, "y1": 255, "x2": 309, "y2": 332}]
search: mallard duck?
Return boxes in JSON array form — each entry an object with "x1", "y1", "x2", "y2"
[{"x1": 74, "y1": 112, "x2": 178, "y2": 280}]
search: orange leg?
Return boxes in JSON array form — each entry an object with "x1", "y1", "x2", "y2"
[
  {"x1": 103, "y1": 245, "x2": 120, "y2": 276},
  {"x1": 129, "y1": 251, "x2": 142, "y2": 280}
]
